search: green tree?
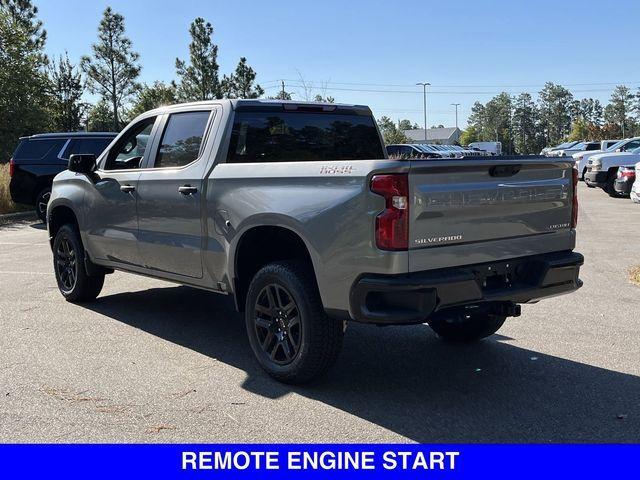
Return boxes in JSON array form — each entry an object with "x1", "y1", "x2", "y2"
[
  {"x1": 0, "y1": 0, "x2": 45, "y2": 49},
  {"x1": 538, "y1": 82, "x2": 573, "y2": 145},
  {"x1": 86, "y1": 99, "x2": 115, "y2": 132},
  {"x1": 398, "y1": 119, "x2": 418, "y2": 130},
  {"x1": 467, "y1": 101, "x2": 487, "y2": 140},
  {"x1": 221, "y1": 57, "x2": 264, "y2": 99},
  {"x1": 0, "y1": 5, "x2": 51, "y2": 162},
  {"x1": 269, "y1": 89, "x2": 293, "y2": 100},
  {"x1": 483, "y1": 92, "x2": 513, "y2": 153},
  {"x1": 512, "y1": 92, "x2": 540, "y2": 154},
  {"x1": 81, "y1": 7, "x2": 141, "y2": 131},
  {"x1": 313, "y1": 94, "x2": 335, "y2": 103},
  {"x1": 377, "y1": 116, "x2": 409, "y2": 145},
  {"x1": 175, "y1": 17, "x2": 220, "y2": 101},
  {"x1": 567, "y1": 118, "x2": 590, "y2": 142},
  {"x1": 459, "y1": 126, "x2": 479, "y2": 145},
  {"x1": 604, "y1": 85, "x2": 636, "y2": 137},
  {"x1": 578, "y1": 98, "x2": 603, "y2": 126},
  {"x1": 48, "y1": 53, "x2": 86, "y2": 131},
  {"x1": 129, "y1": 81, "x2": 177, "y2": 119}
]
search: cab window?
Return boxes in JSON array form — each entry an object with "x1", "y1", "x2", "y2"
[
  {"x1": 153, "y1": 111, "x2": 211, "y2": 168},
  {"x1": 104, "y1": 117, "x2": 156, "y2": 170}
]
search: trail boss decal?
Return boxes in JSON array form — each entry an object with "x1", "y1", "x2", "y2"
[{"x1": 320, "y1": 165, "x2": 354, "y2": 175}]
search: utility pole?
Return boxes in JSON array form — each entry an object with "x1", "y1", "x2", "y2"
[
  {"x1": 281, "y1": 80, "x2": 286, "y2": 99},
  {"x1": 451, "y1": 103, "x2": 460, "y2": 129},
  {"x1": 416, "y1": 82, "x2": 430, "y2": 141}
]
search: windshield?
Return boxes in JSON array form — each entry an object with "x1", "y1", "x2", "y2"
[
  {"x1": 606, "y1": 140, "x2": 626, "y2": 151},
  {"x1": 571, "y1": 142, "x2": 586, "y2": 150}
]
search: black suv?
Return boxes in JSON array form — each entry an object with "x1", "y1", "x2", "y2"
[{"x1": 9, "y1": 132, "x2": 116, "y2": 221}]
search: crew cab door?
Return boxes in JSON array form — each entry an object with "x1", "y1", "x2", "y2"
[
  {"x1": 84, "y1": 116, "x2": 160, "y2": 266},
  {"x1": 135, "y1": 108, "x2": 216, "y2": 278}
]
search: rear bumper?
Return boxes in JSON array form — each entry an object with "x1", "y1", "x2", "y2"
[
  {"x1": 584, "y1": 171, "x2": 608, "y2": 187},
  {"x1": 350, "y1": 251, "x2": 584, "y2": 324}
]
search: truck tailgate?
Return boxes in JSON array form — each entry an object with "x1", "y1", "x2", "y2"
[{"x1": 408, "y1": 157, "x2": 574, "y2": 272}]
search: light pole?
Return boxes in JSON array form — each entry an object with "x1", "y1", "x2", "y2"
[
  {"x1": 416, "y1": 82, "x2": 430, "y2": 141},
  {"x1": 451, "y1": 103, "x2": 460, "y2": 129}
]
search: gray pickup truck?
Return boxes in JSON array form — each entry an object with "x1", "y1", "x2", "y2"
[{"x1": 47, "y1": 99, "x2": 583, "y2": 383}]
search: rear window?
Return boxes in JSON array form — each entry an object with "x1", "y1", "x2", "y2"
[
  {"x1": 13, "y1": 138, "x2": 66, "y2": 160},
  {"x1": 226, "y1": 111, "x2": 384, "y2": 163},
  {"x1": 61, "y1": 137, "x2": 113, "y2": 159}
]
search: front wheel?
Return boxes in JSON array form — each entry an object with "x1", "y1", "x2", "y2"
[
  {"x1": 429, "y1": 311, "x2": 506, "y2": 342},
  {"x1": 53, "y1": 224, "x2": 104, "y2": 303},
  {"x1": 245, "y1": 261, "x2": 343, "y2": 384}
]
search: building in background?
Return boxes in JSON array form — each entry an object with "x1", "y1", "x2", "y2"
[{"x1": 403, "y1": 127, "x2": 462, "y2": 145}]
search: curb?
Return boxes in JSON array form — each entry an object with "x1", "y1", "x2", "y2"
[{"x1": 0, "y1": 210, "x2": 38, "y2": 224}]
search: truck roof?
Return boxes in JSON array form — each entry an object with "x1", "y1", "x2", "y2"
[
  {"x1": 142, "y1": 99, "x2": 372, "y2": 116},
  {"x1": 20, "y1": 132, "x2": 118, "y2": 140}
]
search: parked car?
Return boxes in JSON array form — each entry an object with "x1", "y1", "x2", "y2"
[
  {"x1": 541, "y1": 141, "x2": 580, "y2": 156},
  {"x1": 386, "y1": 144, "x2": 441, "y2": 158},
  {"x1": 9, "y1": 132, "x2": 117, "y2": 221},
  {"x1": 572, "y1": 139, "x2": 621, "y2": 179},
  {"x1": 584, "y1": 146, "x2": 640, "y2": 195},
  {"x1": 468, "y1": 141, "x2": 502, "y2": 155},
  {"x1": 47, "y1": 99, "x2": 583, "y2": 383},
  {"x1": 631, "y1": 162, "x2": 640, "y2": 203},
  {"x1": 574, "y1": 138, "x2": 639, "y2": 180},
  {"x1": 547, "y1": 141, "x2": 601, "y2": 157},
  {"x1": 613, "y1": 166, "x2": 635, "y2": 197}
]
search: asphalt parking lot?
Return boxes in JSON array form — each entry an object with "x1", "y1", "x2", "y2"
[{"x1": 1, "y1": 183, "x2": 638, "y2": 443}]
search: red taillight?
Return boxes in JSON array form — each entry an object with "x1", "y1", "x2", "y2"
[
  {"x1": 371, "y1": 174, "x2": 409, "y2": 250},
  {"x1": 618, "y1": 168, "x2": 635, "y2": 179},
  {"x1": 9, "y1": 158, "x2": 15, "y2": 177},
  {"x1": 571, "y1": 167, "x2": 578, "y2": 229}
]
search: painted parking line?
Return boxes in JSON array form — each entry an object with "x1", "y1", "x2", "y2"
[
  {"x1": 0, "y1": 271, "x2": 53, "y2": 275},
  {"x1": 0, "y1": 242, "x2": 48, "y2": 246}
]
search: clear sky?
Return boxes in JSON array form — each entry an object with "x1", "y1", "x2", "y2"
[{"x1": 38, "y1": 0, "x2": 640, "y2": 128}]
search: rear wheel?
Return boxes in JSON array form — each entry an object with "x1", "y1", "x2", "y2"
[
  {"x1": 245, "y1": 261, "x2": 343, "y2": 384},
  {"x1": 53, "y1": 224, "x2": 104, "y2": 302},
  {"x1": 603, "y1": 174, "x2": 618, "y2": 197},
  {"x1": 35, "y1": 187, "x2": 51, "y2": 223},
  {"x1": 429, "y1": 311, "x2": 506, "y2": 342}
]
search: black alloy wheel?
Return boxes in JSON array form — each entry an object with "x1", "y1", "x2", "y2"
[
  {"x1": 253, "y1": 283, "x2": 302, "y2": 365},
  {"x1": 55, "y1": 234, "x2": 77, "y2": 293}
]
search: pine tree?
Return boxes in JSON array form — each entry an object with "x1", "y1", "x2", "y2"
[
  {"x1": 49, "y1": 53, "x2": 86, "y2": 131},
  {"x1": 81, "y1": 7, "x2": 141, "y2": 131},
  {"x1": 221, "y1": 57, "x2": 264, "y2": 99},
  {"x1": 538, "y1": 82, "x2": 574, "y2": 145},
  {"x1": 0, "y1": 4, "x2": 50, "y2": 161},
  {"x1": 604, "y1": 86, "x2": 636, "y2": 137},
  {"x1": 0, "y1": 0, "x2": 46, "y2": 49},
  {"x1": 175, "y1": 17, "x2": 220, "y2": 101}
]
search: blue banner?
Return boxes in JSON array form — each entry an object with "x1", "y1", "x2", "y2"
[{"x1": 0, "y1": 444, "x2": 637, "y2": 479}]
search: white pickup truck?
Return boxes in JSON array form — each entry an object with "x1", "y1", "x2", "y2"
[
  {"x1": 574, "y1": 138, "x2": 639, "y2": 180},
  {"x1": 584, "y1": 146, "x2": 640, "y2": 195}
]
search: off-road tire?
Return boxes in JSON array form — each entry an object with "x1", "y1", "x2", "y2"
[
  {"x1": 53, "y1": 224, "x2": 104, "y2": 303},
  {"x1": 245, "y1": 260, "x2": 343, "y2": 384}
]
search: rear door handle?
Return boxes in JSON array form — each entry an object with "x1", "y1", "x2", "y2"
[
  {"x1": 120, "y1": 184, "x2": 136, "y2": 193},
  {"x1": 178, "y1": 185, "x2": 198, "y2": 195}
]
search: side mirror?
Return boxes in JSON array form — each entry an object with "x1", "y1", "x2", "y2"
[{"x1": 68, "y1": 154, "x2": 96, "y2": 174}]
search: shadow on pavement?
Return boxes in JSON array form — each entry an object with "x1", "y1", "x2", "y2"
[{"x1": 86, "y1": 285, "x2": 639, "y2": 442}]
